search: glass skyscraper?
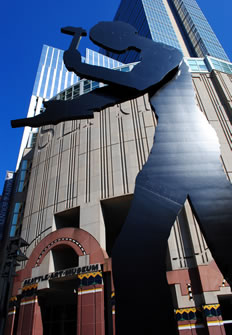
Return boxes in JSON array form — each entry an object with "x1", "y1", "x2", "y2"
[
  {"x1": 105, "y1": 0, "x2": 229, "y2": 63},
  {"x1": 33, "y1": 46, "x2": 123, "y2": 101},
  {"x1": 171, "y1": 0, "x2": 229, "y2": 61},
  {"x1": 16, "y1": 46, "x2": 123, "y2": 169}
]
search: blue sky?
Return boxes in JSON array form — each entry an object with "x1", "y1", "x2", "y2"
[{"x1": 0, "y1": 0, "x2": 231, "y2": 193}]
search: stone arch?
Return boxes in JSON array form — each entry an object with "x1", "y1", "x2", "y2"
[{"x1": 22, "y1": 228, "x2": 106, "y2": 279}]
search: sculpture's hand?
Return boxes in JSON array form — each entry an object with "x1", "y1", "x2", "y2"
[
  {"x1": 61, "y1": 26, "x2": 87, "y2": 73},
  {"x1": 11, "y1": 101, "x2": 70, "y2": 128},
  {"x1": 61, "y1": 26, "x2": 87, "y2": 38},
  {"x1": 11, "y1": 99, "x2": 94, "y2": 128},
  {"x1": 63, "y1": 49, "x2": 82, "y2": 73},
  {"x1": 61, "y1": 26, "x2": 87, "y2": 52}
]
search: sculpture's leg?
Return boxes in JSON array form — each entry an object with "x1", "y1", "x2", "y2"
[
  {"x1": 112, "y1": 184, "x2": 183, "y2": 334},
  {"x1": 189, "y1": 179, "x2": 232, "y2": 286}
]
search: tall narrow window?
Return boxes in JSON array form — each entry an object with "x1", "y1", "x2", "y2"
[{"x1": 10, "y1": 202, "x2": 24, "y2": 237}]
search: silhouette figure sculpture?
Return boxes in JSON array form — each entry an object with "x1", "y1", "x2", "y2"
[{"x1": 11, "y1": 22, "x2": 232, "y2": 334}]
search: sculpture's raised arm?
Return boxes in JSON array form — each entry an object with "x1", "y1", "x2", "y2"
[
  {"x1": 11, "y1": 21, "x2": 182, "y2": 129},
  {"x1": 62, "y1": 23, "x2": 143, "y2": 91},
  {"x1": 61, "y1": 26, "x2": 87, "y2": 51}
]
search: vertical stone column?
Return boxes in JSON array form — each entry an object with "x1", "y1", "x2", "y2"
[
  {"x1": 205, "y1": 319, "x2": 226, "y2": 335},
  {"x1": 177, "y1": 321, "x2": 206, "y2": 334},
  {"x1": 16, "y1": 296, "x2": 42, "y2": 335},
  {"x1": 176, "y1": 308, "x2": 207, "y2": 334},
  {"x1": 111, "y1": 292, "x2": 116, "y2": 335},
  {"x1": 4, "y1": 306, "x2": 16, "y2": 335},
  {"x1": 203, "y1": 305, "x2": 226, "y2": 335},
  {"x1": 77, "y1": 284, "x2": 105, "y2": 335}
]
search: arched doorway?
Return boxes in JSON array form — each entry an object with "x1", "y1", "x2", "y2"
[
  {"x1": 8, "y1": 228, "x2": 107, "y2": 335},
  {"x1": 38, "y1": 245, "x2": 79, "y2": 335}
]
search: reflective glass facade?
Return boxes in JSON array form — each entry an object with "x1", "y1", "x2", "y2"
[
  {"x1": 53, "y1": 56, "x2": 232, "y2": 104},
  {"x1": 205, "y1": 56, "x2": 232, "y2": 75},
  {"x1": 32, "y1": 46, "x2": 122, "y2": 100},
  {"x1": 17, "y1": 46, "x2": 123, "y2": 170},
  {"x1": 142, "y1": 0, "x2": 181, "y2": 49},
  {"x1": 86, "y1": 49, "x2": 123, "y2": 69},
  {"x1": 186, "y1": 57, "x2": 208, "y2": 72},
  {"x1": 53, "y1": 63, "x2": 135, "y2": 102},
  {"x1": 32, "y1": 46, "x2": 77, "y2": 100},
  {"x1": 185, "y1": 56, "x2": 232, "y2": 75},
  {"x1": 107, "y1": 0, "x2": 229, "y2": 63},
  {"x1": 10, "y1": 202, "x2": 23, "y2": 237},
  {"x1": 103, "y1": 0, "x2": 181, "y2": 63},
  {"x1": 172, "y1": 0, "x2": 229, "y2": 61}
]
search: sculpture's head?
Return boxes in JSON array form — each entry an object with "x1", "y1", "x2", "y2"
[{"x1": 90, "y1": 21, "x2": 139, "y2": 53}]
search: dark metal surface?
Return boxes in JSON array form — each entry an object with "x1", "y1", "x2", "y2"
[
  {"x1": 11, "y1": 22, "x2": 232, "y2": 334},
  {"x1": 112, "y1": 61, "x2": 232, "y2": 333},
  {"x1": 11, "y1": 21, "x2": 182, "y2": 127}
]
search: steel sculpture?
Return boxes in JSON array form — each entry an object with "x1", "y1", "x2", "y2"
[{"x1": 11, "y1": 22, "x2": 232, "y2": 334}]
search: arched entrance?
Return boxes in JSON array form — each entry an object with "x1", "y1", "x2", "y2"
[
  {"x1": 38, "y1": 244, "x2": 79, "y2": 335},
  {"x1": 7, "y1": 228, "x2": 108, "y2": 335}
]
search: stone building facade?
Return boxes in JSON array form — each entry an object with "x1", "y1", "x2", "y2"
[{"x1": 5, "y1": 66, "x2": 232, "y2": 334}]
